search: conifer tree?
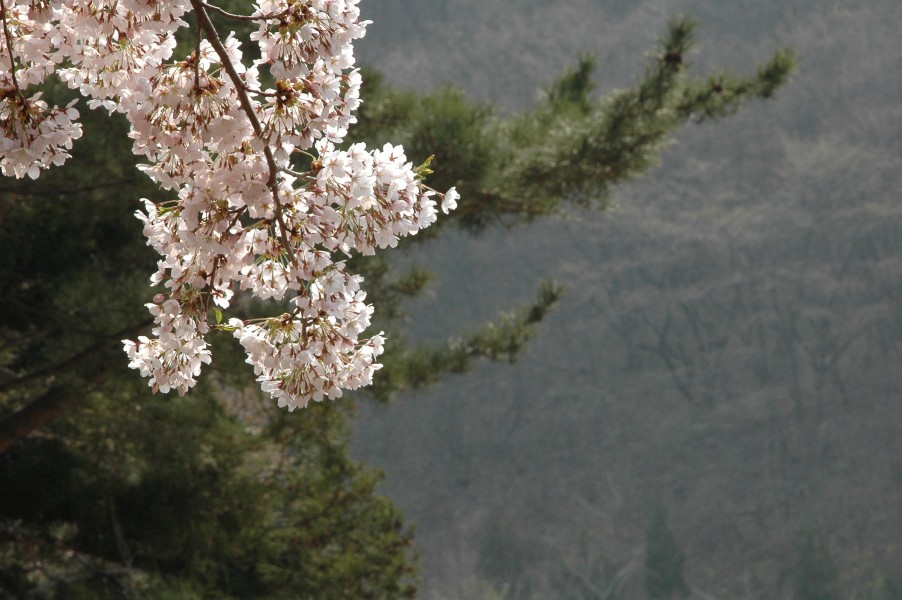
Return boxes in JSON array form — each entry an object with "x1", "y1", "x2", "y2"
[
  {"x1": 792, "y1": 531, "x2": 839, "y2": 600},
  {"x1": 643, "y1": 501, "x2": 690, "y2": 600}
]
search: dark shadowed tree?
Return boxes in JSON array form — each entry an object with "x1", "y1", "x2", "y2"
[
  {"x1": 792, "y1": 530, "x2": 839, "y2": 600},
  {"x1": 643, "y1": 500, "x2": 689, "y2": 600}
]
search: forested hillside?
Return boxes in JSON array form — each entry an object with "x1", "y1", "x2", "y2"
[{"x1": 352, "y1": 2, "x2": 902, "y2": 599}]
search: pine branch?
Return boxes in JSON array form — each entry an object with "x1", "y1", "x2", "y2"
[
  {"x1": 0, "y1": 318, "x2": 151, "y2": 454},
  {"x1": 0, "y1": 385, "x2": 80, "y2": 454},
  {"x1": 0, "y1": 318, "x2": 152, "y2": 395},
  {"x1": 370, "y1": 280, "x2": 562, "y2": 401},
  {"x1": 363, "y1": 18, "x2": 796, "y2": 230}
]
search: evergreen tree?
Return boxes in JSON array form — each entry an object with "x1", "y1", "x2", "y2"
[
  {"x1": 475, "y1": 509, "x2": 539, "y2": 598},
  {"x1": 792, "y1": 531, "x2": 839, "y2": 600},
  {"x1": 643, "y1": 501, "x2": 690, "y2": 600}
]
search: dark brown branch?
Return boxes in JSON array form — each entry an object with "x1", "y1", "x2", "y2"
[
  {"x1": 0, "y1": 179, "x2": 142, "y2": 196},
  {"x1": 0, "y1": 318, "x2": 154, "y2": 455},
  {"x1": 0, "y1": 195, "x2": 15, "y2": 226},
  {"x1": 0, "y1": 385, "x2": 83, "y2": 454},
  {"x1": 0, "y1": 317, "x2": 153, "y2": 395}
]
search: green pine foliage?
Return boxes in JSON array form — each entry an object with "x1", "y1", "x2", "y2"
[
  {"x1": 0, "y1": 397, "x2": 416, "y2": 598},
  {"x1": 353, "y1": 18, "x2": 793, "y2": 231}
]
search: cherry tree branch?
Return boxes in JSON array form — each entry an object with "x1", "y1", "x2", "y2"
[
  {"x1": 189, "y1": 0, "x2": 297, "y2": 265},
  {"x1": 0, "y1": 0, "x2": 24, "y2": 96},
  {"x1": 0, "y1": 385, "x2": 86, "y2": 455}
]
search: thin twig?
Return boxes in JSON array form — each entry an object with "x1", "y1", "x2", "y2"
[
  {"x1": 280, "y1": 166, "x2": 316, "y2": 180},
  {"x1": 200, "y1": 1, "x2": 278, "y2": 21},
  {"x1": 194, "y1": 21, "x2": 201, "y2": 91}
]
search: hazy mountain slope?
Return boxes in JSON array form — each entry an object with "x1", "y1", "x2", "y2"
[{"x1": 352, "y1": 2, "x2": 902, "y2": 598}]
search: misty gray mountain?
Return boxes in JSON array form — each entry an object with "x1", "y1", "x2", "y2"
[{"x1": 352, "y1": 1, "x2": 902, "y2": 599}]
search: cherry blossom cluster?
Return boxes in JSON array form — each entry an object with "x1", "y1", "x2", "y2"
[{"x1": 1, "y1": 0, "x2": 459, "y2": 409}]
